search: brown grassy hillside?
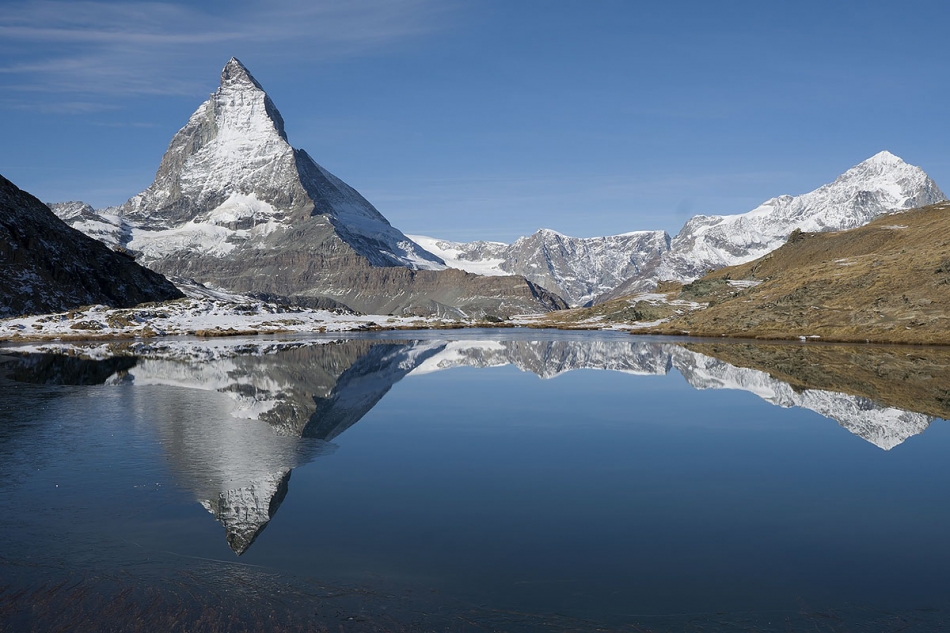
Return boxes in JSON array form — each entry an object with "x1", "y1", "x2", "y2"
[{"x1": 644, "y1": 202, "x2": 950, "y2": 344}]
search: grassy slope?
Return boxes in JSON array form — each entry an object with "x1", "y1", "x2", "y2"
[{"x1": 644, "y1": 202, "x2": 950, "y2": 344}]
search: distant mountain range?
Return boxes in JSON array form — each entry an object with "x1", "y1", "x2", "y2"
[{"x1": 412, "y1": 151, "x2": 945, "y2": 305}]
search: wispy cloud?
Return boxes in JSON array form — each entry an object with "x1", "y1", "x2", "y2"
[{"x1": 0, "y1": 0, "x2": 456, "y2": 104}]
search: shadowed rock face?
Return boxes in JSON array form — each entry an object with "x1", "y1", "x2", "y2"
[
  {"x1": 4, "y1": 335, "x2": 945, "y2": 553},
  {"x1": 49, "y1": 58, "x2": 567, "y2": 318},
  {"x1": 0, "y1": 174, "x2": 183, "y2": 318}
]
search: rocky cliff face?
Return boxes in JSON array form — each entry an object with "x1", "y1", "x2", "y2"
[
  {"x1": 50, "y1": 58, "x2": 566, "y2": 318},
  {"x1": 414, "y1": 152, "x2": 945, "y2": 305},
  {"x1": 0, "y1": 174, "x2": 182, "y2": 317}
]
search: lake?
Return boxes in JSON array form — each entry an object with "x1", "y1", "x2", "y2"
[{"x1": 1, "y1": 330, "x2": 949, "y2": 632}]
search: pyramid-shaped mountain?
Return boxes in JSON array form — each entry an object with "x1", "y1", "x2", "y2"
[{"x1": 75, "y1": 58, "x2": 565, "y2": 317}]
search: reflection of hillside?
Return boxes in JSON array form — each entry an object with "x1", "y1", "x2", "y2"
[
  {"x1": 684, "y1": 343, "x2": 950, "y2": 420},
  {"x1": 0, "y1": 352, "x2": 136, "y2": 385},
  {"x1": 668, "y1": 345, "x2": 936, "y2": 450}
]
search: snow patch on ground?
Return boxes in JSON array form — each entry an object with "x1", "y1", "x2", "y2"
[{"x1": 0, "y1": 298, "x2": 449, "y2": 341}]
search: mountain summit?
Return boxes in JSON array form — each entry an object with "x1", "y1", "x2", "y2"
[{"x1": 56, "y1": 58, "x2": 565, "y2": 317}]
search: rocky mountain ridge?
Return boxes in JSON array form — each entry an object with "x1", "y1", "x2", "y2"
[{"x1": 412, "y1": 229, "x2": 671, "y2": 306}]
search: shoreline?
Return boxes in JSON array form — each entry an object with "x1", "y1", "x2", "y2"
[{"x1": 4, "y1": 316, "x2": 950, "y2": 351}]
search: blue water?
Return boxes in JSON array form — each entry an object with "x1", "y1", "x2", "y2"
[{"x1": 1, "y1": 332, "x2": 949, "y2": 631}]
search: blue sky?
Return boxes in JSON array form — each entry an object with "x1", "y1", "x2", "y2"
[{"x1": 1, "y1": 0, "x2": 948, "y2": 242}]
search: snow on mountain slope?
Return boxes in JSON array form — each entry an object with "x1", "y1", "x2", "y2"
[
  {"x1": 47, "y1": 201, "x2": 129, "y2": 248},
  {"x1": 407, "y1": 235, "x2": 508, "y2": 276},
  {"x1": 657, "y1": 151, "x2": 946, "y2": 281}
]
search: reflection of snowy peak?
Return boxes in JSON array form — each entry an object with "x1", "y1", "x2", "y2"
[
  {"x1": 6, "y1": 338, "x2": 937, "y2": 452},
  {"x1": 117, "y1": 339, "x2": 443, "y2": 554},
  {"x1": 415, "y1": 152, "x2": 945, "y2": 304},
  {"x1": 4, "y1": 336, "x2": 938, "y2": 558},
  {"x1": 200, "y1": 470, "x2": 291, "y2": 555}
]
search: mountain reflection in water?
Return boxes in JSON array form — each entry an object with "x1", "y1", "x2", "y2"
[{"x1": 2, "y1": 335, "x2": 947, "y2": 555}]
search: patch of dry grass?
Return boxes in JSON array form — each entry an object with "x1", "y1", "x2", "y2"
[
  {"x1": 536, "y1": 292, "x2": 688, "y2": 329},
  {"x1": 643, "y1": 202, "x2": 950, "y2": 344}
]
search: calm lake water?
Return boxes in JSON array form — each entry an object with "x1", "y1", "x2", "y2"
[{"x1": 2, "y1": 330, "x2": 950, "y2": 631}]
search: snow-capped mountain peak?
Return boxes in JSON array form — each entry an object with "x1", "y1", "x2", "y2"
[
  {"x1": 219, "y1": 57, "x2": 285, "y2": 134},
  {"x1": 96, "y1": 57, "x2": 447, "y2": 272},
  {"x1": 863, "y1": 149, "x2": 902, "y2": 166},
  {"x1": 660, "y1": 151, "x2": 946, "y2": 280}
]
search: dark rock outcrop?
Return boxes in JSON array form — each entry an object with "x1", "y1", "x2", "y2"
[{"x1": 0, "y1": 174, "x2": 183, "y2": 317}]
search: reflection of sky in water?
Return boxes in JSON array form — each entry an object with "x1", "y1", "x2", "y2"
[{"x1": 1, "y1": 333, "x2": 950, "y2": 625}]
